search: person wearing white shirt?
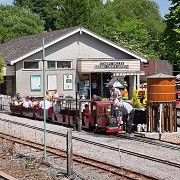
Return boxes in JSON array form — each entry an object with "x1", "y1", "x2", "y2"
[
  {"x1": 40, "y1": 99, "x2": 52, "y2": 109},
  {"x1": 118, "y1": 102, "x2": 135, "y2": 134},
  {"x1": 108, "y1": 84, "x2": 122, "y2": 102},
  {"x1": 23, "y1": 96, "x2": 33, "y2": 108}
]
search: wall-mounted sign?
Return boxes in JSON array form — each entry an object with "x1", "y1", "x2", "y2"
[
  {"x1": 63, "y1": 74, "x2": 73, "y2": 90},
  {"x1": 77, "y1": 60, "x2": 140, "y2": 73},
  {"x1": 95, "y1": 62, "x2": 129, "y2": 69},
  {"x1": 31, "y1": 75, "x2": 41, "y2": 91}
]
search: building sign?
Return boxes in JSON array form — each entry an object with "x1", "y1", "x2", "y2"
[
  {"x1": 77, "y1": 59, "x2": 140, "y2": 73},
  {"x1": 63, "y1": 74, "x2": 73, "y2": 90},
  {"x1": 95, "y1": 62, "x2": 129, "y2": 69},
  {"x1": 31, "y1": 75, "x2": 41, "y2": 91}
]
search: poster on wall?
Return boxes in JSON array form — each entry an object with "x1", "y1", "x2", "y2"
[
  {"x1": 47, "y1": 75, "x2": 57, "y2": 90},
  {"x1": 31, "y1": 75, "x2": 41, "y2": 91},
  {"x1": 63, "y1": 74, "x2": 73, "y2": 90}
]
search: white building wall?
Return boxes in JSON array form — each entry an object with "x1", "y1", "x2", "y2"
[{"x1": 15, "y1": 32, "x2": 140, "y2": 98}]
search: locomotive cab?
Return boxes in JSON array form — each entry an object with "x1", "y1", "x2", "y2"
[{"x1": 91, "y1": 101, "x2": 123, "y2": 133}]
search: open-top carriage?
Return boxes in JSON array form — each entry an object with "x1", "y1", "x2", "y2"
[{"x1": 10, "y1": 97, "x2": 124, "y2": 134}]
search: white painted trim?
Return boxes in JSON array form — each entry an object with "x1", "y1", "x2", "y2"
[
  {"x1": 10, "y1": 27, "x2": 147, "y2": 65},
  {"x1": 82, "y1": 28, "x2": 147, "y2": 63}
]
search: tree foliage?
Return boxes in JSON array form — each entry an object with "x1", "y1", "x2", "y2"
[
  {"x1": 12, "y1": 0, "x2": 166, "y2": 60},
  {"x1": 0, "y1": 54, "x2": 5, "y2": 84},
  {"x1": 14, "y1": 0, "x2": 104, "y2": 31},
  {"x1": 0, "y1": 5, "x2": 44, "y2": 44},
  {"x1": 104, "y1": 0, "x2": 166, "y2": 59},
  {"x1": 163, "y1": 0, "x2": 180, "y2": 71}
]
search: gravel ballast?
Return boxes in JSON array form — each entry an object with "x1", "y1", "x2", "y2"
[{"x1": 0, "y1": 112, "x2": 180, "y2": 180}]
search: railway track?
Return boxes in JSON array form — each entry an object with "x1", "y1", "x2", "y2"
[
  {"x1": 0, "y1": 132, "x2": 157, "y2": 180},
  {"x1": 0, "y1": 117, "x2": 180, "y2": 169},
  {"x1": 116, "y1": 133, "x2": 180, "y2": 149}
]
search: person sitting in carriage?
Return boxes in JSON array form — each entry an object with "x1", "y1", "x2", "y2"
[
  {"x1": 82, "y1": 104, "x2": 92, "y2": 127},
  {"x1": 10, "y1": 97, "x2": 19, "y2": 106},
  {"x1": 22, "y1": 96, "x2": 33, "y2": 108}
]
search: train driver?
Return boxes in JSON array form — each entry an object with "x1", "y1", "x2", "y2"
[{"x1": 118, "y1": 102, "x2": 135, "y2": 134}]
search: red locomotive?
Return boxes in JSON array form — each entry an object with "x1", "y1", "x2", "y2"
[{"x1": 10, "y1": 97, "x2": 123, "y2": 134}]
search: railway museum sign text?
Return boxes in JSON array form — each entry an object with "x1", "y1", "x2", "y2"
[{"x1": 94, "y1": 61, "x2": 129, "y2": 69}]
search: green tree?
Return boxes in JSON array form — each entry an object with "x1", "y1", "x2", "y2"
[
  {"x1": 0, "y1": 5, "x2": 44, "y2": 43},
  {"x1": 163, "y1": 0, "x2": 180, "y2": 72},
  {"x1": 13, "y1": 0, "x2": 167, "y2": 60},
  {"x1": 14, "y1": 0, "x2": 104, "y2": 31},
  {"x1": 105, "y1": 0, "x2": 166, "y2": 59},
  {"x1": 0, "y1": 55, "x2": 5, "y2": 84}
]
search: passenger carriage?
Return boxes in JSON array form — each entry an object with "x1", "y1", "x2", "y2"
[{"x1": 10, "y1": 97, "x2": 124, "y2": 134}]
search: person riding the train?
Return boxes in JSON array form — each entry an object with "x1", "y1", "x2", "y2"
[
  {"x1": 15, "y1": 93, "x2": 23, "y2": 104},
  {"x1": 45, "y1": 90, "x2": 52, "y2": 100},
  {"x1": 22, "y1": 96, "x2": 33, "y2": 108},
  {"x1": 53, "y1": 99, "x2": 61, "y2": 120},
  {"x1": 82, "y1": 104, "x2": 92, "y2": 127},
  {"x1": 10, "y1": 97, "x2": 19, "y2": 106}
]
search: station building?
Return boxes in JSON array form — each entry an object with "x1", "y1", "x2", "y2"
[{"x1": 0, "y1": 26, "x2": 147, "y2": 98}]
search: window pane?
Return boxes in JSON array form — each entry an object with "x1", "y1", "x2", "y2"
[
  {"x1": 24, "y1": 62, "x2": 39, "y2": 69},
  {"x1": 47, "y1": 61, "x2": 56, "y2": 69},
  {"x1": 57, "y1": 61, "x2": 71, "y2": 68}
]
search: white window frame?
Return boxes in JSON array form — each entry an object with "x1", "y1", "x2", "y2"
[{"x1": 47, "y1": 60, "x2": 72, "y2": 69}]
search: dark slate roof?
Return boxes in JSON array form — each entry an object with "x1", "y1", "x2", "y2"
[
  {"x1": 146, "y1": 73, "x2": 175, "y2": 79},
  {"x1": 0, "y1": 26, "x2": 79, "y2": 64},
  {"x1": 0, "y1": 26, "x2": 147, "y2": 65}
]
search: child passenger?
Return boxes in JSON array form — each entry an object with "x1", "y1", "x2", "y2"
[
  {"x1": 82, "y1": 104, "x2": 91, "y2": 126},
  {"x1": 23, "y1": 96, "x2": 33, "y2": 108},
  {"x1": 83, "y1": 104, "x2": 89, "y2": 118},
  {"x1": 10, "y1": 97, "x2": 19, "y2": 106}
]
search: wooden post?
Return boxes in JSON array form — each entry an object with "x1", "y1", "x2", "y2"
[
  {"x1": 150, "y1": 105, "x2": 153, "y2": 132},
  {"x1": 67, "y1": 129, "x2": 73, "y2": 178},
  {"x1": 174, "y1": 106, "x2": 177, "y2": 132},
  {"x1": 165, "y1": 104, "x2": 169, "y2": 132},
  {"x1": 161, "y1": 103, "x2": 165, "y2": 133},
  {"x1": 155, "y1": 105, "x2": 159, "y2": 131},
  {"x1": 146, "y1": 105, "x2": 149, "y2": 132},
  {"x1": 169, "y1": 103, "x2": 172, "y2": 133}
]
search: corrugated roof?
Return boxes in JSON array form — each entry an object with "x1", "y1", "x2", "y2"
[{"x1": 146, "y1": 73, "x2": 175, "y2": 78}]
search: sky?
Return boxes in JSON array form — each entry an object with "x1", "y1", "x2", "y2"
[{"x1": 0, "y1": 0, "x2": 172, "y2": 17}]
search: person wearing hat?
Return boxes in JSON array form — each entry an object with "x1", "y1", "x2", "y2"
[{"x1": 118, "y1": 101, "x2": 135, "y2": 134}]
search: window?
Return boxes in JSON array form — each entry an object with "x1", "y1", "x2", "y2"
[
  {"x1": 47, "y1": 60, "x2": 72, "y2": 69},
  {"x1": 57, "y1": 61, "x2": 71, "y2": 68},
  {"x1": 47, "y1": 61, "x2": 56, "y2": 69},
  {"x1": 24, "y1": 61, "x2": 39, "y2": 69}
]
